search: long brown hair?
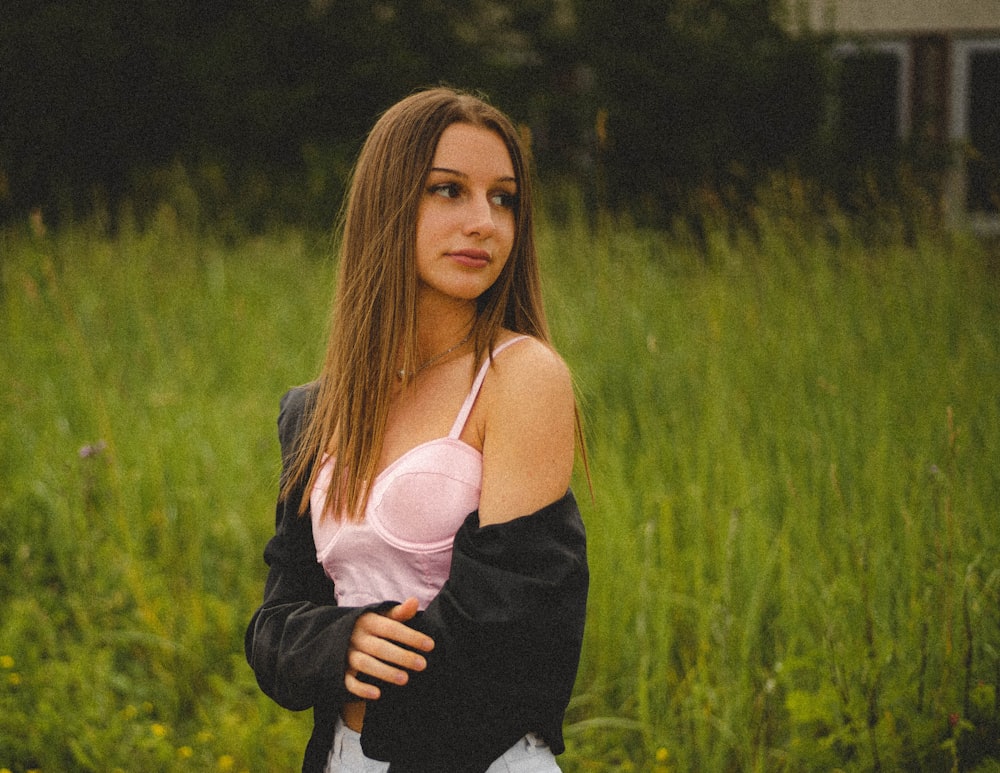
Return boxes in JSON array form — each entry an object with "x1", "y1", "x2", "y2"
[{"x1": 282, "y1": 87, "x2": 552, "y2": 521}]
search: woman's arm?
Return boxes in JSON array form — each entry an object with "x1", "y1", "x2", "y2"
[
  {"x1": 245, "y1": 387, "x2": 376, "y2": 711},
  {"x1": 244, "y1": 499, "x2": 374, "y2": 711},
  {"x1": 477, "y1": 338, "x2": 577, "y2": 525},
  {"x1": 245, "y1": 386, "x2": 433, "y2": 710},
  {"x1": 360, "y1": 492, "x2": 590, "y2": 770},
  {"x1": 358, "y1": 341, "x2": 588, "y2": 768}
]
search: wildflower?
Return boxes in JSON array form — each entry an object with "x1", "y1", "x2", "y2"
[
  {"x1": 177, "y1": 746, "x2": 194, "y2": 759},
  {"x1": 7, "y1": 672, "x2": 21, "y2": 686},
  {"x1": 196, "y1": 730, "x2": 214, "y2": 744},
  {"x1": 656, "y1": 747, "x2": 670, "y2": 763},
  {"x1": 79, "y1": 440, "x2": 108, "y2": 459},
  {"x1": 0, "y1": 655, "x2": 13, "y2": 669},
  {"x1": 217, "y1": 754, "x2": 235, "y2": 771},
  {"x1": 151, "y1": 723, "x2": 168, "y2": 738}
]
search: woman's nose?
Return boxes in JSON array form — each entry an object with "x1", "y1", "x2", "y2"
[{"x1": 463, "y1": 193, "x2": 496, "y2": 236}]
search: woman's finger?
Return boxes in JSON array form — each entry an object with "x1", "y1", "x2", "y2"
[
  {"x1": 385, "y1": 596, "x2": 420, "y2": 623},
  {"x1": 347, "y1": 647, "x2": 410, "y2": 683},
  {"x1": 354, "y1": 608, "x2": 434, "y2": 654},
  {"x1": 344, "y1": 669, "x2": 381, "y2": 701},
  {"x1": 349, "y1": 625, "x2": 428, "y2": 673}
]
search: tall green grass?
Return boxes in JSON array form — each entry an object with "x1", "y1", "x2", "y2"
[
  {"x1": 1, "y1": 188, "x2": 998, "y2": 772},
  {"x1": 543, "y1": 185, "x2": 1000, "y2": 772},
  {"x1": 1, "y1": 214, "x2": 331, "y2": 770}
]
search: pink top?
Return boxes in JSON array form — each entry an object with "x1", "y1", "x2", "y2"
[{"x1": 310, "y1": 336, "x2": 528, "y2": 609}]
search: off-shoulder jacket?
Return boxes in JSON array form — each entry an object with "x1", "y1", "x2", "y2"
[{"x1": 245, "y1": 385, "x2": 589, "y2": 773}]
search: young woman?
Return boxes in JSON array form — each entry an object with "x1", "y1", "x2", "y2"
[{"x1": 245, "y1": 87, "x2": 589, "y2": 773}]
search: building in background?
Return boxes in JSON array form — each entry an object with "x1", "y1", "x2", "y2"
[{"x1": 797, "y1": 0, "x2": 1000, "y2": 232}]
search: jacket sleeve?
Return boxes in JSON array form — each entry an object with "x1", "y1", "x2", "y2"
[
  {"x1": 359, "y1": 491, "x2": 589, "y2": 772},
  {"x1": 244, "y1": 385, "x2": 388, "y2": 712}
]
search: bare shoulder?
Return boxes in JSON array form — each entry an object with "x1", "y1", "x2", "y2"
[
  {"x1": 478, "y1": 334, "x2": 576, "y2": 525},
  {"x1": 487, "y1": 334, "x2": 574, "y2": 408}
]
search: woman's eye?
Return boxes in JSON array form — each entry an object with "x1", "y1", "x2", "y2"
[
  {"x1": 430, "y1": 182, "x2": 461, "y2": 199},
  {"x1": 491, "y1": 191, "x2": 517, "y2": 209}
]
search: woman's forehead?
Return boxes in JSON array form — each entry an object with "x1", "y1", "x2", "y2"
[{"x1": 430, "y1": 123, "x2": 516, "y2": 182}]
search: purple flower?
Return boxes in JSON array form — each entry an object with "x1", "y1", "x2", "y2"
[{"x1": 78, "y1": 440, "x2": 107, "y2": 459}]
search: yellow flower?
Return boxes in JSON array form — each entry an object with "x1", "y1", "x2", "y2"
[
  {"x1": 7, "y1": 673, "x2": 21, "y2": 687},
  {"x1": 177, "y1": 746, "x2": 194, "y2": 759},
  {"x1": 0, "y1": 655, "x2": 14, "y2": 669},
  {"x1": 196, "y1": 730, "x2": 214, "y2": 744},
  {"x1": 656, "y1": 747, "x2": 670, "y2": 763},
  {"x1": 151, "y1": 723, "x2": 168, "y2": 738},
  {"x1": 217, "y1": 755, "x2": 235, "y2": 771}
]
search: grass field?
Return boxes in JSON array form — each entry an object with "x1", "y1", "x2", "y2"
[{"x1": 2, "y1": 188, "x2": 999, "y2": 771}]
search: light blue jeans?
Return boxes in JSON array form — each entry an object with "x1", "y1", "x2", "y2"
[{"x1": 325, "y1": 716, "x2": 561, "y2": 772}]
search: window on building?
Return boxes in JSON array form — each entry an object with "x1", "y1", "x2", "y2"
[
  {"x1": 833, "y1": 42, "x2": 910, "y2": 163},
  {"x1": 966, "y1": 48, "x2": 1000, "y2": 214}
]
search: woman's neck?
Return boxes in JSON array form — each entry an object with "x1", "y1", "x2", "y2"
[{"x1": 414, "y1": 296, "x2": 476, "y2": 359}]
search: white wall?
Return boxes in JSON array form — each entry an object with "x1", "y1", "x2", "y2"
[{"x1": 799, "y1": 0, "x2": 1000, "y2": 35}]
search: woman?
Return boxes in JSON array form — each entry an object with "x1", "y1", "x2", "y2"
[{"x1": 245, "y1": 87, "x2": 589, "y2": 773}]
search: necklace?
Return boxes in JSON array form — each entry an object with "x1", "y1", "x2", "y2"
[{"x1": 396, "y1": 330, "x2": 472, "y2": 380}]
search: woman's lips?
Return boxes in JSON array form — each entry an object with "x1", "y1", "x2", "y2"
[{"x1": 448, "y1": 249, "x2": 490, "y2": 267}]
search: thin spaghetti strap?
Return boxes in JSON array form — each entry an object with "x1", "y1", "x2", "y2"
[{"x1": 448, "y1": 336, "x2": 530, "y2": 439}]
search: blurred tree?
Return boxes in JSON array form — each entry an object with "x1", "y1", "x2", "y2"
[
  {"x1": 0, "y1": 0, "x2": 192, "y2": 214},
  {"x1": 575, "y1": 0, "x2": 826, "y2": 218},
  {"x1": 0, "y1": 0, "x2": 829, "y2": 227},
  {"x1": 0, "y1": 0, "x2": 486, "y2": 221}
]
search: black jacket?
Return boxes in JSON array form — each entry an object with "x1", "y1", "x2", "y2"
[{"x1": 245, "y1": 385, "x2": 589, "y2": 772}]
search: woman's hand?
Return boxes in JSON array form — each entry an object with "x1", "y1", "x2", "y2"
[{"x1": 344, "y1": 597, "x2": 435, "y2": 700}]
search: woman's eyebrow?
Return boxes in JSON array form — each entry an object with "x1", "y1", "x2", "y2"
[{"x1": 429, "y1": 166, "x2": 516, "y2": 184}]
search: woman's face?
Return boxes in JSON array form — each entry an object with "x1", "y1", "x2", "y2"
[{"x1": 414, "y1": 122, "x2": 517, "y2": 307}]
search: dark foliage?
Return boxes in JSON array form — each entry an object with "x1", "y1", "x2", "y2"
[
  {"x1": 0, "y1": 0, "x2": 839, "y2": 228},
  {"x1": 574, "y1": 0, "x2": 828, "y2": 219}
]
